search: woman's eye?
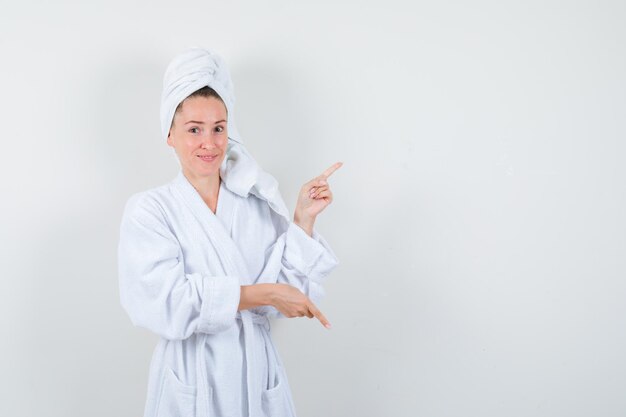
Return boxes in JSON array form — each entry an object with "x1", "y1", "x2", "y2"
[
  {"x1": 189, "y1": 127, "x2": 200, "y2": 134},
  {"x1": 215, "y1": 125, "x2": 224, "y2": 133}
]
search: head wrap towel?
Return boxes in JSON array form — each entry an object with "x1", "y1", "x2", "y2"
[{"x1": 160, "y1": 47, "x2": 290, "y2": 221}]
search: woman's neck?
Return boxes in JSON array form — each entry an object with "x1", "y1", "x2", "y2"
[{"x1": 183, "y1": 169, "x2": 221, "y2": 208}]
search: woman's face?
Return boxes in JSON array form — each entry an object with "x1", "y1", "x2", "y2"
[{"x1": 167, "y1": 95, "x2": 228, "y2": 181}]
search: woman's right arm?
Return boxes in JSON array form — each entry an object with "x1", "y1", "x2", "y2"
[{"x1": 118, "y1": 194, "x2": 241, "y2": 340}]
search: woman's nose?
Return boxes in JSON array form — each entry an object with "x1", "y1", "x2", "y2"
[{"x1": 200, "y1": 135, "x2": 218, "y2": 148}]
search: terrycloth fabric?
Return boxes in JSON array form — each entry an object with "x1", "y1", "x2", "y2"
[
  {"x1": 160, "y1": 46, "x2": 289, "y2": 220},
  {"x1": 118, "y1": 172, "x2": 340, "y2": 417}
]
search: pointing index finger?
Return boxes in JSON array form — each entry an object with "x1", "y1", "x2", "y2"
[
  {"x1": 308, "y1": 301, "x2": 332, "y2": 329},
  {"x1": 319, "y1": 162, "x2": 343, "y2": 179}
]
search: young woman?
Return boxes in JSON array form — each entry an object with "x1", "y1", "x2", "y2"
[{"x1": 118, "y1": 47, "x2": 341, "y2": 417}]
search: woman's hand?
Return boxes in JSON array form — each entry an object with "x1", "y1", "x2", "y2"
[
  {"x1": 268, "y1": 283, "x2": 332, "y2": 329},
  {"x1": 294, "y1": 162, "x2": 343, "y2": 235},
  {"x1": 239, "y1": 284, "x2": 331, "y2": 329}
]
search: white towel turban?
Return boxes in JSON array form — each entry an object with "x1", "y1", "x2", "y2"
[{"x1": 160, "y1": 47, "x2": 290, "y2": 221}]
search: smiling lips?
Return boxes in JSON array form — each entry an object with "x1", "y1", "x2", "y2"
[{"x1": 198, "y1": 154, "x2": 219, "y2": 162}]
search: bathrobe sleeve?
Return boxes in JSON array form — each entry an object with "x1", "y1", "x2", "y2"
[
  {"x1": 118, "y1": 193, "x2": 241, "y2": 340},
  {"x1": 255, "y1": 208, "x2": 339, "y2": 318},
  {"x1": 282, "y1": 220, "x2": 339, "y2": 285}
]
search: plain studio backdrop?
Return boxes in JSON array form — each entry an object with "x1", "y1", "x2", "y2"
[{"x1": 1, "y1": 1, "x2": 625, "y2": 416}]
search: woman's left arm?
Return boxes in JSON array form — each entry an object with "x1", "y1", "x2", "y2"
[{"x1": 254, "y1": 163, "x2": 342, "y2": 317}]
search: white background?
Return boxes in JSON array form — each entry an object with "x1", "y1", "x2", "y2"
[{"x1": 1, "y1": 1, "x2": 625, "y2": 416}]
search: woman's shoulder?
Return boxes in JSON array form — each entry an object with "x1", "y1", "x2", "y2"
[
  {"x1": 239, "y1": 190, "x2": 291, "y2": 232},
  {"x1": 237, "y1": 188, "x2": 274, "y2": 215},
  {"x1": 121, "y1": 180, "x2": 176, "y2": 220}
]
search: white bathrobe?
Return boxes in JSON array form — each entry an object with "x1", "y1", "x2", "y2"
[{"x1": 118, "y1": 170, "x2": 339, "y2": 417}]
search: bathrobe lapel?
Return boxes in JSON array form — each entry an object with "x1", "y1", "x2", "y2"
[
  {"x1": 170, "y1": 170, "x2": 269, "y2": 417},
  {"x1": 171, "y1": 171, "x2": 252, "y2": 282},
  {"x1": 215, "y1": 179, "x2": 235, "y2": 237}
]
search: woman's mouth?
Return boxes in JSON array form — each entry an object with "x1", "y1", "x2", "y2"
[{"x1": 198, "y1": 154, "x2": 219, "y2": 162}]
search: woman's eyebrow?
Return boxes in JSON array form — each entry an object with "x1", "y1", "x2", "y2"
[{"x1": 185, "y1": 119, "x2": 227, "y2": 125}]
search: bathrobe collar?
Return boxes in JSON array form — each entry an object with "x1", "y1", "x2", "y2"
[{"x1": 171, "y1": 169, "x2": 251, "y2": 281}]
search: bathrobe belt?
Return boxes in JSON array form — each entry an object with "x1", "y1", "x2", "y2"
[{"x1": 195, "y1": 310, "x2": 275, "y2": 417}]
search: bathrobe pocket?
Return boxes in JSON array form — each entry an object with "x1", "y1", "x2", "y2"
[
  {"x1": 156, "y1": 367, "x2": 198, "y2": 417},
  {"x1": 261, "y1": 377, "x2": 291, "y2": 417}
]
